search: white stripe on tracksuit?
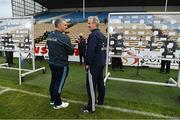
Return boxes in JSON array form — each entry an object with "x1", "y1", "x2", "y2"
[
  {"x1": 88, "y1": 69, "x2": 95, "y2": 111},
  {"x1": 58, "y1": 66, "x2": 67, "y2": 94}
]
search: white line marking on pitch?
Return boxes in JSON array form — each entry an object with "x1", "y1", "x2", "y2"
[
  {"x1": 0, "y1": 86, "x2": 177, "y2": 119},
  {"x1": 0, "y1": 88, "x2": 11, "y2": 95}
]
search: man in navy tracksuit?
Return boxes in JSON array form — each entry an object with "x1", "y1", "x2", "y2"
[
  {"x1": 47, "y1": 18, "x2": 74, "y2": 109},
  {"x1": 81, "y1": 16, "x2": 106, "y2": 113}
]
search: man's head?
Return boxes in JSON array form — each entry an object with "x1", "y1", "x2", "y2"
[
  {"x1": 87, "y1": 16, "x2": 100, "y2": 31},
  {"x1": 79, "y1": 33, "x2": 83, "y2": 38},
  {"x1": 54, "y1": 18, "x2": 68, "y2": 32}
]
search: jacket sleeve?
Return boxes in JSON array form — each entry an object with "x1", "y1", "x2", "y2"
[
  {"x1": 57, "y1": 35, "x2": 74, "y2": 55},
  {"x1": 86, "y1": 34, "x2": 97, "y2": 65},
  {"x1": 65, "y1": 36, "x2": 74, "y2": 55}
]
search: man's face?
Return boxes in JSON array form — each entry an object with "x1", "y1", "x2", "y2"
[
  {"x1": 58, "y1": 21, "x2": 68, "y2": 32},
  {"x1": 87, "y1": 19, "x2": 96, "y2": 31}
]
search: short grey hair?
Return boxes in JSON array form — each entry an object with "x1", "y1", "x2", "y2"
[
  {"x1": 54, "y1": 18, "x2": 66, "y2": 28},
  {"x1": 88, "y1": 16, "x2": 100, "y2": 27}
]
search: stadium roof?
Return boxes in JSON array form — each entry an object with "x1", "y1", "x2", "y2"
[{"x1": 35, "y1": 0, "x2": 180, "y2": 9}]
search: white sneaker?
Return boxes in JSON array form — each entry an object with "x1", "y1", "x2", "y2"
[
  {"x1": 50, "y1": 101, "x2": 54, "y2": 105},
  {"x1": 53, "y1": 102, "x2": 69, "y2": 109}
]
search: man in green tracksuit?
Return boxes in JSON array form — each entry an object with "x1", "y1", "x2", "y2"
[{"x1": 47, "y1": 18, "x2": 74, "y2": 109}]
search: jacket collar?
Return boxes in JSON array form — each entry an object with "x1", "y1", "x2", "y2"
[
  {"x1": 55, "y1": 29, "x2": 63, "y2": 33},
  {"x1": 91, "y1": 28, "x2": 99, "y2": 32}
]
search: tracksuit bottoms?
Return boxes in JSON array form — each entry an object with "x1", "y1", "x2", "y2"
[
  {"x1": 86, "y1": 65, "x2": 105, "y2": 111},
  {"x1": 49, "y1": 64, "x2": 69, "y2": 106}
]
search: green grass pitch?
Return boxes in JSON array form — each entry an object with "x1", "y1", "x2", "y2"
[{"x1": 0, "y1": 58, "x2": 180, "y2": 119}]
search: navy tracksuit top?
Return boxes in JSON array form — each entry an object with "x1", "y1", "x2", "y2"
[
  {"x1": 85, "y1": 29, "x2": 106, "y2": 66},
  {"x1": 47, "y1": 30, "x2": 74, "y2": 66}
]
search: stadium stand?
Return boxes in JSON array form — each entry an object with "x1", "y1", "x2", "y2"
[
  {"x1": 34, "y1": 12, "x2": 67, "y2": 21},
  {"x1": 33, "y1": 11, "x2": 108, "y2": 44},
  {"x1": 98, "y1": 12, "x2": 109, "y2": 22},
  {"x1": 67, "y1": 23, "x2": 107, "y2": 44},
  {"x1": 34, "y1": 22, "x2": 107, "y2": 45},
  {"x1": 63, "y1": 12, "x2": 99, "y2": 22},
  {"x1": 34, "y1": 23, "x2": 54, "y2": 38},
  {"x1": 34, "y1": 11, "x2": 108, "y2": 23}
]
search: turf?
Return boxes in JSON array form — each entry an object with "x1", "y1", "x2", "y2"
[
  {"x1": 0, "y1": 91, "x2": 152, "y2": 119},
  {"x1": 0, "y1": 58, "x2": 180, "y2": 119},
  {"x1": 0, "y1": 88, "x2": 3, "y2": 91}
]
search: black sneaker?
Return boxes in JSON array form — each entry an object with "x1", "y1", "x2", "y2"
[
  {"x1": 80, "y1": 107, "x2": 94, "y2": 113},
  {"x1": 97, "y1": 102, "x2": 103, "y2": 105},
  {"x1": 160, "y1": 70, "x2": 164, "y2": 73},
  {"x1": 96, "y1": 100, "x2": 104, "y2": 105}
]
